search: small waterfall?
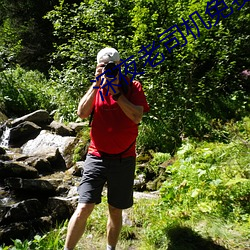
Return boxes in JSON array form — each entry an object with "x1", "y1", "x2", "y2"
[{"x1": 0, "y1": 126, "x2": 11, "y2": 148}]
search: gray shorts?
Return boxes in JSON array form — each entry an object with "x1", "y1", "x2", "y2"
[{"x1": 77, "y1": 154, "x2": 136, "y2": 209}]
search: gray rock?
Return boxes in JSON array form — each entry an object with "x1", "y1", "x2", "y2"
[
  {"x1": 41, "y1": 148, "x2": 66, "y2": 170},
  {"x1": 47, "y1": 196, "x2": 76, "y2": 221},
  {"x1": 32, "y1": 216, "x2": 53, "y2": 232},
  {"x1": 1, "y1": 199, "x2": 42, "y2": 224},
  {"x1": 11, "y1": 109, "x2": 51, "y2": 127},
  {"x1": 9, "y1": 121, "x2": 41, "y2": 147},
  {"x1": 0, "y1": 111, "x2": 89, "y2": 245},
  {"x1": 21, "y1": 130, "x2": 77, "y2": 168},
  {"x1": 0, "y1": 206, "x2": 9, "y2": 224},
  {"x1": 4, "y1": 178, "x2": 58, "y2": 195},
  {"x1": 134, "y1": 173, "x2": 146, "y2": 191},
  {"x1": 49, "y1": 121, "x2": 74, "y2": 136},
  {"x1": 0, "y1": 161, "x2": 38, "y2": 179},
  {"x1": 0, "y1": 222, "x2": 32, "y2": 245},
  {"x1": 67, "y1": 186, "x2": 78, "y2": 198},
  {"x1": 68, "y1": 121, "x2": 88, "y2": 133},
  {"x1": 25, "y1": 157, "x2": 53, "y2": 174},
  {"x1": 66, "y1": 161, "x2": 84, "y2": 177},
  {"x1": 0, "y1": 154, "x2": 10, "y2": 161}
]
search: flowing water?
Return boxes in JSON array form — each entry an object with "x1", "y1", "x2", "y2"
[
  {"x1": 0, "y1": 127, "x2": 14, "y2": 206},
  {"x1": 0, "y1": 126, "x2": 10, "y2": 148}
]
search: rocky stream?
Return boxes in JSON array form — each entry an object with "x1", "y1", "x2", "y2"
[{"x1": 0, "y1": 110, "x2": 155, "y2": 246}]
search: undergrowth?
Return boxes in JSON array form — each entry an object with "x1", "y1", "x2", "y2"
[
  {"x1": 142, "y1": 117, "x2": 250, "y2": 249},
  {"x1": 1, "y1": 117, "x2": 249, "y2": 249}
]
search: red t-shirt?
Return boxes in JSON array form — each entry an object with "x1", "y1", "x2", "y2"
[{"x1": 88, "y1": 79, "x2": 150, "y2": 157}]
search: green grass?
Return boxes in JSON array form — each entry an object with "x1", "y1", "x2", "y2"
[
  {"x1": 0, "y1": 221, "x2": 67, "y2": 250},
  {"x1": 2, "y1": 196, "x2": 249, "y2": 250}
]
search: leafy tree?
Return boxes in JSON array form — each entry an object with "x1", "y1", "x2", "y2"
[
  {"x1": 44, "y1": 0, "x2": 250, "y2": 152},
  {"x1": 1, "y1": 0, "x2": 249, "y2": 152},
  {"x1": 0, "y1": 0, "x2": 59, "y2": 72}
]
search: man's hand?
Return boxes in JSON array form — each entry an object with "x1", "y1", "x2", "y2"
[{"x1": 94, "y1": 63, "x2": 105, "y2": 87}]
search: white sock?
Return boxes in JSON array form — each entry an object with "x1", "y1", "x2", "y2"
[{"x1": 107, "y1": 245, "x2": 116, "y2": 250}]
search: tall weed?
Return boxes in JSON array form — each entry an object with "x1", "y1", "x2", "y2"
[
  {"x1": 160, "y1": 137, "x2": 250, "y2": 219},
  {"x1": 0, "y1": 66, "x2": 55, "y2": 116}
]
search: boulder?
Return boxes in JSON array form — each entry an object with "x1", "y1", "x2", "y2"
[
  {"x1": 47, "y1": 197, "x2": 76, "y2": 221},
  {"x1": 68, "y1": 121, "x2": 88, "y2": 133},
  {"x1": 0, "y1": 161, "x2": 38, "y2": 179},
  {"x1": 67, "y1": 186, "x2": 78, "y2": 198},
  {"x1": 66, "y1": 161, "x2": 84, "y2": 177},
  {"x1": 1, "y1": 199, "x2": 42, "y2": 224},
  {"x1": 0, "y1": 196, "x2": 15, "y2": 208},
  {"x1": 0, "y1": 154, "x2": 11, "y2": 161},
  {"x1": 0, "y1": 144, "x2": 10, "y2": 160},
  {"x1": 25, "y1": 157, "x2": 53, "y2": 174},
  {"x1": 134, "y1": 173, "x2": 146, "y2": 191},
  {"x1": 0, "y1": 222, "x2": 32, "y2": 245},
  {"x1": 0, "y1": 216, "x2": 54, "y2": 245},
  {"x1": 9, "y1": 121, "x2": 41, "y2": 147},
  {"x1": 21, "y1": 130, "x2": 77, "y2": 168},
  {"x1": 18, "y1": 143, "x2": 65, "y2": 170},
  {"x1": 32, "y1": 216, "x2": 53, "y2": 233},
  {"x1": 46, "y1": 148, "x2": 67, "y2": 170},
  {"x1": 11, "y1": 109, "x2": 51, "y2": 127},
  {"x1": 4, "y1": 178, "x2": 59, "y2": 196},
  {"x1": 49, "y1": 121, "x2": 74, "y2": 136},
  {"x1": 0, "y1": 110, "x2": 87, "y2": 245}
]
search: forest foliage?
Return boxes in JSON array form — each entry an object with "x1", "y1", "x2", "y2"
[
  {"x1": 0, "y1": 0, "x2": 250, "y2": 153},
  {"x1": 0, "y1": 2, "x2": 249, "y2": 248}
]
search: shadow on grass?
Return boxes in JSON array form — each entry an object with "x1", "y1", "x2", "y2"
[{"x1": 166, "y1": 226, "x2": 228, "y2": 250}]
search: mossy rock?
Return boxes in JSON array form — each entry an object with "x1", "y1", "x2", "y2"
[{"x1": 136, "y1": 151, "x2": 153, "y2": 163}]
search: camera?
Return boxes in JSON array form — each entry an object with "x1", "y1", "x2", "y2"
[{"x1": 102, "y1": 61, "x2": 119, "y2": 79}]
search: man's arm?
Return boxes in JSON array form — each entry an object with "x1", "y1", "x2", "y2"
[
  {"x1": 77, "y1": 63, "x2": 104, "y2": 119},
  {"x1": 77, "y1": 84, "x2": 98, "y2": 119},
  {"x1": 108, "y1": 73, "x2": 144, "y2": 124},
  {"x1": 116, "y1": 95, "x2": 143, "y2": 124}
]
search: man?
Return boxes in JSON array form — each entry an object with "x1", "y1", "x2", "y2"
[{"x1": 64, "y1": 47, "x2": 150, "y2": 250}]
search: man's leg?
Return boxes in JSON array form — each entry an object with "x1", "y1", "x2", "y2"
[
  {"x1": 64, "y1": 203, "x2": 95, "y2": 250},
  {"x1": 107, "y1": 204, "x2": 123, "y2": 249}
]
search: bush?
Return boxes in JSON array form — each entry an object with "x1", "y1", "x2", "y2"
[
  {"x1": 160, "y1": 118, "x2": 250, "y2": 220},
  {"x1": 0, "y1": 66, "x2": 56, "y2": 116}
]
